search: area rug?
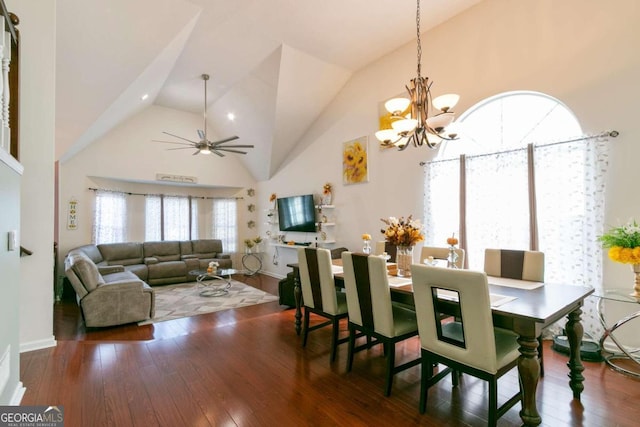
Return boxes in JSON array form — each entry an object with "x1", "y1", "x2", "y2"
[{"x1": 139, "y1": 280, "x2": 279, "y2": 325}]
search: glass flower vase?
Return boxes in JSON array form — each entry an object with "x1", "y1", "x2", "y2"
[
  {"x1": 396, "y1": 245, "x2": 414, "y2": 277},
  {"x1": 362, "y1": 240, "x2": 371, "y2": 254}
]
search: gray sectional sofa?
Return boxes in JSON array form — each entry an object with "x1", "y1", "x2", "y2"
[{"x1": 64, "y1": 239, "x2": 233, "y2": 327}]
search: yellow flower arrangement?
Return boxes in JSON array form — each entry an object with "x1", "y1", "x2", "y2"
[
  {"x1": 599, "y1": 219, "x2": 640, "y2": 264},
  {"x1": 323, "y1": 183, "x2": 332, "y2": 195},
  {"x1": 269, "y1": 193, "x2": 277, "y2": 202},
  {"x1": 380, "y1": 215, "x2": 424, "y2": 247},
  {"x1": 361, "y1": 233, "x2": 372, "y2": 241}
]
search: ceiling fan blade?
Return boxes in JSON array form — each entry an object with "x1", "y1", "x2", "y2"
[
  {"x1": 212, "y1": 150, "x2": 225, "y2": 157},
  {"x1": 197, "y1": 129, "x2": 205, "y2": 140},
  {"x1": 162, "y1": 131, "x2": 198, "y2": 144},
  {"x1": 193, "y1": 150, "x2": 200, "y2": 155},
  {"x1": 214, "y1": 148, "x2": 249, "y2": 155},
  {"x1": 210, "y1": 135, "x2": 239, "y2": 145},
  {"x1": 152, "y1": 140, "x2": 195, "y2": 146},
  {"x1": 221, "y1": 144, "x2": 254, "y2": 148}
]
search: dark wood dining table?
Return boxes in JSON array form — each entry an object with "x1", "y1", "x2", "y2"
[{"x1": 287, "y1": 262, "x2": 594, "y2": 427}]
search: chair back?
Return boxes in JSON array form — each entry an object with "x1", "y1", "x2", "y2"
[
  {"x1": 411, "y1": 264, "x2": 500, "y2": 374},
  {"x1": 484, "y1": 249, "x2": 544, "y2": 282},
  {"x1": 420, "y1": 246, "x2": 465, "y2": 269},
  {"x1": 374, "y1": 241, "x2": 396, "y2": 262},
  {"x1": 297, "y1": 247, "x2": 341, "y2": 315},
  {"x1": 342, "y1": 252, "x2": 395, "y2": 337}
]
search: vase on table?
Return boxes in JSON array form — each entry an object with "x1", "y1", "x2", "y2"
[
  {"x1": 362, "y1": 240, "x2": 371, "y2": 254},
  {"x1": 396, "y1": 245, "x2": 414, "y2": 277},
  {"x1": 632, "y1": 264, "x2": 640, "y2": 298}
]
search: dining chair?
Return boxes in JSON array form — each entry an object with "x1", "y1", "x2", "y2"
[
  {"x1": 420, "y1": 246, "x2": 465, "y2": 269},
  {"x1": 411, "y1": 264, "x2": 522, "y2": 425},
  {"x1": 484, "y1": 248, "x2": 546, "y2": 375},
  {"x1": 297, "y1": 247, "x2": 349, "y2": 363},
  {"x1": 374, "y1": 241, "x2": 396, "y2": 262},
  {"x1": 341, "y1": 252, "x2": 421, "y2": 396}
]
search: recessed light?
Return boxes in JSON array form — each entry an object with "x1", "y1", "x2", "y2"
[
  {"x1": 227, "y1": 113, "x2": 235, "y2": 121},
  {"x1": 141, "y1": 93, "x2": 149, "y2": 101}
]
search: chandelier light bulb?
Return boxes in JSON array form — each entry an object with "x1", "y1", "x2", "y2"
[
  {"x1": 392, "y1": 118, "x2": 418, "y2": 134},
  {"x1": 385, "y1": 97, "x2": 411, "y2": 115},
  {"x1": 432, "y1": 94, "x2": 460, "y2": 113}
]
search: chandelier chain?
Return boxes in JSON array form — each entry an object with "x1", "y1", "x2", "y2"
[{"x1": 416, "y1": 0, "x2": 422, "y2": 78}]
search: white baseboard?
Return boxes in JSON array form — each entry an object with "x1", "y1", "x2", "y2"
[
  {"x1": 20, "y1": 336, "x2": 57, "y2": 353},
  {"x1": 260, "y1": 271, "x2": 285, "y2": 280},
  {"x1": 10, "y1": 381, "x2": 25, "y2": 405}
]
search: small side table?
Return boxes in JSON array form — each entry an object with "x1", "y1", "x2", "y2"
[
  {"x1": 593, "y1": 288, "x2": 640, "y2": 377},
  {"x1": 242, "y1": 252, "x2": 263, "y2": 276}
]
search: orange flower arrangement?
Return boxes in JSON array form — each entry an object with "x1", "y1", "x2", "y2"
[
  {"x1": 380, "y1": 215, "x2": 424, "y2": 247},
  {"x1": 323, "y1": 183, "x2": 332, "y2": 195}
]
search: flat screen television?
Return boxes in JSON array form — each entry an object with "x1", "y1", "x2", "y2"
[{"x1": 277, "y1": 194, "x2": 316, "y2": 232}]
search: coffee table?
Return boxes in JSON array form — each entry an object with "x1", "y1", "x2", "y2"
[{"x1": 190, "y1": 268, "x2": 240, "y2": 297}]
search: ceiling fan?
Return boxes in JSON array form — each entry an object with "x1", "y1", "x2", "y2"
[{"x1": 153, "y1": 74, "x2": 254, "y2": 157}]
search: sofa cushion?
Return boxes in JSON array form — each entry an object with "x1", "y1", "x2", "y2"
[
  {"x1": 191, "y1": 239, "x2": 223, "y2": 258},
  {"x1": 98, "y1": 242, "x2": 144, "y2": 266},
  {"x1": 102, "y1": 270, "x2": 141, "y2": 284},
  {"x1": 70, "y1": 252, "x2": 105, "y2": 292},
  {"x1": 143, "y1": 241, "x2": 181, "y2": 262},
  {"x1": 74, "y1": 244, "x2": 104, "y2": 264},
  {"x1": 147, "y1": 260, "x2": 187, "y2": 279},
  {"x1": 180, "y1": 240, "x2": 193, "y2": 256}
]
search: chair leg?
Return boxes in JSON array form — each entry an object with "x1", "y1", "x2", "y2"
[
  {"x1": 538, "y1": 335, "x2": 544, "y2": 377},
  {"x1": 384, "y1": 341, "x2": 395, "y2": 396},
  {"x1": 347, "y1": 324, "x2": 356, "y2": 372},
  {"x1": 452, "y1": 369, "x2": 459, "y2": 387},
  {"x1": 419, "y1": 349, "x2": 433, "y2": 414},
  {"x1": 302, "y1": 308, "x2": 310, "y2": 347},
  {"x1": 488, "y1": 378, "x2": 498, "y2": 427},
  {"x1": 330, "y1": 317, "x2": 339, "y2": 363}
]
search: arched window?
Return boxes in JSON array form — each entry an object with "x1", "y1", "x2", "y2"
[{"x1": 424, "y1": 90, "x2": 608, "y2": 293}]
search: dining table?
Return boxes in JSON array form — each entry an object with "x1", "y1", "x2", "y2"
[{"x1": 286, "y1": 261, "x2": 594, "y2": 427}]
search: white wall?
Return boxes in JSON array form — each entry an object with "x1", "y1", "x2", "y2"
[
  {"x1": 58, "y1": 105, "x2": 257, "y2": 260},
  {"x1": 53, "y1": 0, "x2": 640, "y2": 346},
  {"x1": 256, "y1": 0, "x2": 640, "y2": 344},
  {"x1": 8, "y1": 0, "x2": 57, "y2": 353}
]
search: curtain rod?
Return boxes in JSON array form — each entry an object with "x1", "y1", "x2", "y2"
[
  {"x1": 88, "y1": 187, "x2": 243, "y2": 200},
  {"x1": 419, "y1": 130, "x2": 618, "y2": 166}
]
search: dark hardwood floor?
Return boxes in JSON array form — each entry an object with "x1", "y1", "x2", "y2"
[{"x1": 22, "y1": 273, "x2": 639, "y2": 426}]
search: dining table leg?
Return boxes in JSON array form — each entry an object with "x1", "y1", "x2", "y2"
[
  {"x1": 516, "y1": 332, "x2": 542, "y2": 426},
  {"x1": 294, "y1": 272, "x2": 302, "y2": 336},
  {"x1": 565, "y1": 307, "x2": 586, "y2": 399}
]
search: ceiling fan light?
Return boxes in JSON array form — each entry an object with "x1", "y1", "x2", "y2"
[
  {"x1": 385, "y1": 97, "x2": 411, "y2": 115},
  {"x1": 432, "y1": 94, "x2": 460, "y2": 113},
  {"x1": 200, "y1": 147, "x2": 211, "y2": 155}
]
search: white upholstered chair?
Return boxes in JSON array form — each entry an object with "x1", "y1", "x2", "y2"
[
  {"x1": 341, "y1": 252, "x2": 420, "y2": 396},
  {"x1": 411, "y1": 264, "x2": 522, "y2": 425},
  {"x1": 297, "y1": 247, "x2": 349, "y2": 363}
]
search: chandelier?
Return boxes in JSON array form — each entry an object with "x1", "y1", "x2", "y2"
[{"x1": 375, "y1": 0, "x2": 460, "y2": 150}]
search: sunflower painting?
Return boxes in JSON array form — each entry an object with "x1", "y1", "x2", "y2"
[{"x1": 342, "y1": 136, "x2": 369, "y2": 184}]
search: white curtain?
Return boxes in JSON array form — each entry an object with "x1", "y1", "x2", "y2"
[
  {"x1": 465, "y1": 149, "x2": 530, "y2": 270},
  {"x1": 145, "y1": 195, "x2": 161, "y2": 241},
  {"x1": 212, "y1": 198, "x2": 238, "y2": 252},
  {"x1": 92, "y1": 190, "x2": 127, "y2": 244},
  {"x1": 191, "y1": 197, "x2": 199, "y2": 240},
  {"x1": 423, "y1": 136, "x2": 609, "y2": 340},
  {"x1": 164, "y1": 196, "x2": 190, "y2": 241},
  {"x1": 424, "y1": 157, "x2": 460, "y2": 247}
]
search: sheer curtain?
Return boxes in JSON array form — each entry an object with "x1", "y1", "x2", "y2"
[
  {"x1": 164, "y1": 196, "x2": 190, "y2": 241},
  {"x1": 212, "y1": 198, "x2": 238, "y2": 252},
  {"x1": 424, "y1": 157, "x2": 460, "y2": 248},
  {"x1": 145, "y1": 195, "x2": 162, "y2": 241},
  {"x1": 92, "y1": 190, "x2": 127, "y2": 244},
  {"x1": 191, "y1": 197, "x2": 199, "y2": 240},
  {"x1": 465, "y1": 149, "x2": 530, "y2": 269}
]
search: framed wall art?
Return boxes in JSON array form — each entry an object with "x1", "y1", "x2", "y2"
[{"x1": 342, "y1": 136, "x2": 369, "y2": 184}]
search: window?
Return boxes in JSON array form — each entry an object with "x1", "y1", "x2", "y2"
[
  {"x1": 425, "y1": 91, "x2": 611, "y2": 278},
  {"x1": 423, "y1": 91, "x2": 609, "y2": 338},
  {"x1": 145, "y1": 195, "x2": 198, "y2": 241},
  {"x1": 93, "y1": 190, "x2": 127, "y2": 244},
  {"x1": 212, "y1": 198, "x2": 237, "y2": 252}
]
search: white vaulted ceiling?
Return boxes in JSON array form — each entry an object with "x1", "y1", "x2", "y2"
[{"x1": 55, "y1": 0, "x2": 481, "y2": 181}]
